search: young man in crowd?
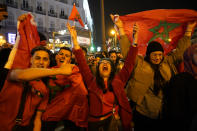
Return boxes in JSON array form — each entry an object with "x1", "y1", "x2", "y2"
[
  {"x1": 0, "y1": 46, "x2": 73, "y2": 131},
  {"x1": 41, "y1": 47, "x2": 88, "y2": 131}
]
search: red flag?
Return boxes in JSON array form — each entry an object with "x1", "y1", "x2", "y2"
[
  {"x1": 68, "y1": 3, "x2": 85, "y2": 27},
  {"x1": 11, "y1": 13, "x2": 42, "y2": 69},
  {"x1": 119, "y1": 9, "x2": 197, "y2": 55}
]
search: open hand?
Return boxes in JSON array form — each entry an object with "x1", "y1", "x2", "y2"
[{"x1": 110, "y1": 14, "x2": 124, "y2": 28}]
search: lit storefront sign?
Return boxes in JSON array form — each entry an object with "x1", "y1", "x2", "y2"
[
  {"x1": 77, "y1": 36, "x2": 90, "y2": 45},
  {"x1": 8, "y1": 33, "x2": 16, "y2": 44}
]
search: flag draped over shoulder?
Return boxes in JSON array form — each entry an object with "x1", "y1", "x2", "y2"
[
  {"x1": 11, "y1": 13, "x2": 43, "y2": 69},
  {"x1": 68, "y1": 4, "x2": 84, "y2": 27},
  {"x1": 119, "y1": 9, "x2": 197, "y2": 55}
]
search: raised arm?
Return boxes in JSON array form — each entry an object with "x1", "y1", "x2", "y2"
[
  {"x1": 167, "y1": 21, "x2": 197, "y2": 65},
  {"x1": 110, "y1": 14, "x2": 138, "y2": 59},
  {"x1": 67, "y1": 23, "x2": 94, "y2": 86},
  {"x1": 116, "y1": 22, "x2": 138, "y2": 84}
]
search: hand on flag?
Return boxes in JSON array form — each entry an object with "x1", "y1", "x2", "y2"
[
  {"x1": 110, "y1": 14, "x2": 124, "y2": 29},
  {"x1": 118, "y1": 9, "x2": 197, "y2": 55},
  {"x1": 185, "y1": 21, "x2": 197, "y2": 36}
]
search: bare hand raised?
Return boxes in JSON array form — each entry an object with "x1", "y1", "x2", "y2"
[{"x1": 67, "y1": 22, "x2": 80, "y2": 49}]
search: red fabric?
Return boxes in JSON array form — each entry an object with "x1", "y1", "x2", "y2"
[
  {"x1": 102, "y1": 81, "x2": 115, "y2": 115},
  {"x1": 0, "y1": 14, "x2": 47, "y2": 131},
  {"x1": 42, "y1": 65, "x2": 88, "y2": 127},
  {"x1": 12, "y1": 13, "x2": 43, "y2": 69},
  {"x1": 73, "y1": 45, "x2": 138, "y2": 131},
  {"x1": 119, "y1": 9, "x2": 197, "y2": 56},
  {"x1": 0, "y1": 79, "x2": 48, "y2": 131},
  {"x1": 68, "y1": 4, "x2": 85, "y2": 27},
  {"x1": 177, "y1": 62, "x2": 185, "y2": 73}
]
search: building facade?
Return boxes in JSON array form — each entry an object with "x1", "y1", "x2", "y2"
[{"x1": 0, "y1": 0, "x2": 93, "y2": 49}]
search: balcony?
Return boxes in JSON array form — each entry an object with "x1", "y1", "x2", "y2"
[
  {"x1": 6, "y1": 1, "x2": 18, "y2": 8},
  {"x1": 35, "y1": 9, "x2": 46, "y2": 15},
  {"x1": 59, "y1": 14, "x2": 68, "y2": 19},
  {"x1": 48, "y1": 11, "x2": 57, "y2": 18},
  {"x1": 21, "y1": 4, "x2": 33, "y2": 12}
]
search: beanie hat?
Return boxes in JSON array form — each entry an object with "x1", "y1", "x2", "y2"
[{"x1": 146, "y1": 41, "x2": 164, "y2": 56}]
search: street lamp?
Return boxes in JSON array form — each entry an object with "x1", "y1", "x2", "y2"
[{"x1": 110, "y1": 29, "x2": 117, "y2": 49}]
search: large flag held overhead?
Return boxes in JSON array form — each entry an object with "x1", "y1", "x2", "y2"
[
  {"x1": 11, "y1": 13, "x2": 43, "y2": 69},
  {"x1": 119, "y1": 9, "x2": 197, "y2": 55},
  {"x1": 68, "y1": 3, "x2": 85, "y2": 27}
]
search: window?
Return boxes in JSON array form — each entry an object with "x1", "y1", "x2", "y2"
[
  {"x1": 23, "y1": 0, "x2": 28, "y2": 8},
  {"x1": 49, "y1": 5, "x2": 54, "y2": 14},
  {"x1": 7, "y1": 0, "x2": 14, "y2": 4},
  {"x1": 60, "y1": 9, "x2": 64, "y2": 16},
  {"x1": 73, "y1": 0, "x2": 79, "y2": 7},
  {"x1": 37, "y1": 1, "x2": 42, "y2": 11}
]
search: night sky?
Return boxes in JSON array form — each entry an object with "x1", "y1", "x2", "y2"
[{"x1": 88, "y1": 0, "x2": 196, "y2": 48}]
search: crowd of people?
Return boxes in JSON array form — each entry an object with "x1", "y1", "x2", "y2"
[{"x1": 0, "y1": 13, "x2": 196, "y2": 131}]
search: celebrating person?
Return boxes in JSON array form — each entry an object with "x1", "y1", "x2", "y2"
[
  {"x1": 67, "y1": 22, "x2": 138, "y2": 131},
  {"x1": 42, "y1": 47, "x2": 88, "y2": 131},
  {"x1": 0, "y1": 45, "x2": 73, "y2": 131},
  {"x1": 111, "y1": 14, "x2": 196, "y2": 131}
]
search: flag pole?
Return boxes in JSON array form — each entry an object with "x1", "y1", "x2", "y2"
[{"x1": 100, "y1": 0, "x2": 106, "y2": 51}]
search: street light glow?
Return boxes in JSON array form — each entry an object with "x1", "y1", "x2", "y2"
[
  {"x1": 97, "y1": 46, "x2": 101, "y2": 52},
  {"x1": 111, "y1": 29, "x2": 116, "y2": 35},
  {"x1": 90, "y1": 46, "x2": 94, "y2": 51}
]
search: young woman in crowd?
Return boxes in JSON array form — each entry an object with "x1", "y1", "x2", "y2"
[{"x1": 67, "y1": 22, "x2": 138, "y2": 131}]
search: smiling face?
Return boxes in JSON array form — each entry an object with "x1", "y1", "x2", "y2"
[
  {"x1": 31, "y1": 50, "x2": 50, "y2": 68},
  {"x1": 150, "y1": 51, "x2": 163, "y2": 65},
  {"x1": 98, "y1": 60, "x2": 112, "y2": 79},
  {"x1": 56, "y1": 49, "x2": 71, "y2": 66}
]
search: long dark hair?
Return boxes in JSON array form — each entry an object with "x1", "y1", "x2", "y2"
[{"x1": 96, "y1": 58, "x2": 116, "y2": 93}]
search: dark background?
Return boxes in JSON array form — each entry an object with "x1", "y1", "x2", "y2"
[{"x1": 88, "y1": 0, "x2": 196, "y2": 48}]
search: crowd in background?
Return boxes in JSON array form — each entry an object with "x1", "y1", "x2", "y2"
[{"x1": 0, "y1": 13, "x2": 197, "y2": 131}]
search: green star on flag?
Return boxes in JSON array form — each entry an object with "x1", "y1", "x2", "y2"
[{"x1": 148, "y1": 21, "x2": 180, "y2": 44}]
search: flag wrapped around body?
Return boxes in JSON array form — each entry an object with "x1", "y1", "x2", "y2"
[
  {"x1": 68, "y1": 4, "x2": 84, "y2": 27},
  {"x1": 119, "y1": 9, "x2": 197, "y2": 55},
  {"x1": 11, "y1": 13, "x2": 43, "y2": 69}
]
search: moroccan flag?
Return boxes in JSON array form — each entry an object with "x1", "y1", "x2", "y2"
[
  {"x1": 119, "y1": 9, "x2": 197, "y2": 55},
  {"x1": 68, "y1": 3, "x2": 85, "y2": 27},
  {"x1": 11, "y1": 13, "x2": 43, "y2": 69}
]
